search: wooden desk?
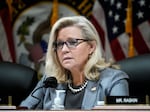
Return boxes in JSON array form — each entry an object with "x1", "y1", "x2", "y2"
[{"x1": 0, "y1": 105, "x2": 150, "y2": 112}]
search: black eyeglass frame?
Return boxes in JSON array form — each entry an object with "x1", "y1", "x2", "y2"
[{"x1": 53, "y1": 38, "x2": 90, "y2": 51}]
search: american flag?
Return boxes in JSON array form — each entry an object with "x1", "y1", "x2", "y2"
[{"x1": 90, "y1": 0, "x2": 150, "y2": 61}]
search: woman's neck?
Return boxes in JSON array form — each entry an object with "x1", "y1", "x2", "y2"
[{"x1": 71, "y1": 71, "x2": 85, "y2": 86}]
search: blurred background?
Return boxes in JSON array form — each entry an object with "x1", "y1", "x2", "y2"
[{"x1": 0, "y1": 0, "x2": 150, "y2": 79}]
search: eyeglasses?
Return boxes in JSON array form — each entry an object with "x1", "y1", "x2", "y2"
[{"x1": 53, "y1": 38, "x2": 89, "y2": 51}]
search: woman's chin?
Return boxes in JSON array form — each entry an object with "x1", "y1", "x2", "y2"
[{"x1": 63, "y1": 64, "x2": 74, "y2": 70}]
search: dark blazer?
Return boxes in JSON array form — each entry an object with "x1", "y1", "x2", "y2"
[{"x1": 20, "y1": 68, "x2": 129, "y2": 110}]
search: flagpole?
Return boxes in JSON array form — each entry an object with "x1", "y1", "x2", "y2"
[
  {"x1": 6, "y1": 0, "x2": 13, "y2": 21},
  {"x1": 125, "y1": 0, "x2": 134, "y2": 57},
  {"x1": 50, "y1": 0, "x2": 58, "y2": 27}
]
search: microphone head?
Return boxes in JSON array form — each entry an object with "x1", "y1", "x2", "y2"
[{"x1": 43, "y1": 77, "x2": 58, "y2": 88}]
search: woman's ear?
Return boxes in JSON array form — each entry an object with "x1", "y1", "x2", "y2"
[{"x1": 89, "y1": 41, "x2": 96, "y2": 54}]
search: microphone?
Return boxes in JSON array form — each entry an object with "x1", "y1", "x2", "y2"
[
  {"x1": 31, "y1": 77, "x2": 58, "y2": 108},
  {"x1": 43, "y1": 77, "x2": 58, "y2": 88}
]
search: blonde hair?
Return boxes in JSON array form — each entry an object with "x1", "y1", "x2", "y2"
[{"x1": 45, "y1": 16, "x2": 110, "y2": 83}]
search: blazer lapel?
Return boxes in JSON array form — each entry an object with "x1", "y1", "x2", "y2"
[{"x1": 82, "y1": 80, "x2": 99, "y2": 109}]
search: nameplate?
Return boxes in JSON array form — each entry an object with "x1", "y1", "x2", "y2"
[{"x1": 105, "y1": 96, "x2": 149, "y2": 105}]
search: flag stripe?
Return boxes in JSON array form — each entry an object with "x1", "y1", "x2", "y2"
[
  {"x1": 0, "y1": 18, "x2": 12, "y2": 61},
  {"x1": 90, "y1": 15, "x2": 105, "y2": 49},
  {"x1": 133, "y1": 27, "x2": 150, "y2": 54},
  {"x1": 111, "y1": 38, "x2": 126, "y2": 61},
  {"x1": 117, "y1": 33, "x2": 130, "y2": 57},
  {"x1": 0, "y1": 3, "x2": 16, "y2": 62},
  {"x1": 138, "y1": 20, "x2": 150, "y2": 49}
]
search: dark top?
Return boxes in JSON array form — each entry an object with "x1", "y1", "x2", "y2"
[{"x1": 64, "y1": 86, "x2": 86, "y2": 109}]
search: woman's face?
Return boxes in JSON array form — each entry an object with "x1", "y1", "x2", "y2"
[{"x1": 56, "y1": 26, "x2": 95, "y2": 72}]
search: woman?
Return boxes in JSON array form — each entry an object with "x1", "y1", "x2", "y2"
[{"x1": 20, "y1": 16, "x2": 129, "y2": 110}]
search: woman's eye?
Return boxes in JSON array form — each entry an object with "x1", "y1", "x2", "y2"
[
  {"x1": 57, "y1": 42, "x2": 64, "y2": 46},
  {"x1": 68, "y1": 40, "x2": 77, "y2": 45}
]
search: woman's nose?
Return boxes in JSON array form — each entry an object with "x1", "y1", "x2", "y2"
[{"x1": 61, "y1": 43, "x2": 70, "y2": 52}]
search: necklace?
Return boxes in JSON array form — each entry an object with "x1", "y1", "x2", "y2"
[{"x1": 68, "y1": 80, "x2": 88, "y2": 93}]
